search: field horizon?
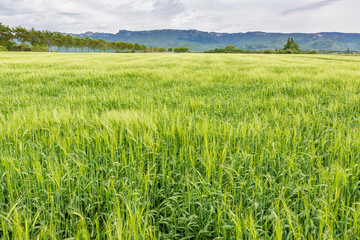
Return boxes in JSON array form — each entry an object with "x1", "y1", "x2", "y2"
[{"x1": 1, "y1": 52, "x2": 360, "y2": 239}]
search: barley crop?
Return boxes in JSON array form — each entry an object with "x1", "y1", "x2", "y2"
[{"x1": 0, "y1": 52, "x2": 360, "y2": 239}]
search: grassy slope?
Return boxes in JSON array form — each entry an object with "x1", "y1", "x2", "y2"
[{"x1": 0, "y1": 52, "x2": 360, "y2": 239}]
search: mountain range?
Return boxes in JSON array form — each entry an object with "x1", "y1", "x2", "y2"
[{"x1": 72, "y1": 29, "x2": 360, "y2": 52}]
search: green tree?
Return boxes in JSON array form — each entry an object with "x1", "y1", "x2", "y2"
[
  {"x1": 83, "y1": 37, "x2": 92, "y2": 53},
  {"x1": 104, "y1": 41, "x2": 113, "y2": 53},
  {"x1": 283, "y1": 37, "x2": 301, "y2": 53},
  {"x1": 89, "y1": 38, "x2": 98, "y2": 52},
  {"x1": 63, "y1": 34, "x2": 74, "y2": 52},
  {"x1": 108, "y1": 41, "x2": 116, "y2": 53},
  {"x1": 225, "y1": 45, "x2": 236, "y2": 50},
  {"x1": 73, "y1": 37, "x2": 83, "y2": 53},
  {"x1": 0, "y1": 23, "x2": 13, "y2": 50},
  {"x1": 1, "y1": 22, "x2": 151, "y2": 53},
  {"x1": 117, "y1": 41, "x2": 127, "y2": 51},
  {"x1": 133, "y1": 43, "x2": 140, "y2": 51},
  {"x1": 42, "y1": 30, "x2": 54, "y2": 52},
  {"x1": 53, "y1": 33, "x2": 64, "y2": 52},
  {"x1": 78, "y1": 38, "x2": 86, "y2": 53},
  {"x1": 174, "y1": 47, "x2": 189, "y2": 53},
  {"x1": 168, "y1": 47, "x2": 173, "y2": 52},
  {"x1": 96, "y1": 39, "x2": 106, "y2": 52},
  {"x1": 13, "y1": 26, "x2": 30, "y2": 51},
  {"x1": 224, "y1": 45, "x2": 239, "y2": 53},
  {"x1": 29, "y1": 28, "x2": 45, "y2": 51},
  {"x1": 140, "y1": 44, "x2": 146, "y2": 52},
  {"x1": 5, "y1": 41, "x2": 17, "y2": 51}
]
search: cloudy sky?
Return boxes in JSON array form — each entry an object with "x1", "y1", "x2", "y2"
[{"x1": 0, "y1": 0, "x2": 357, "y2": 33}]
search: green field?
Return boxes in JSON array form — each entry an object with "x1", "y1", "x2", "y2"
[{"x1": 1, "y1": 52, "x2": 360, "y2": 239}]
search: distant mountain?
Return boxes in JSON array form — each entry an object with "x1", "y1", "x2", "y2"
[{"x1": 72, "y1": 29, "x2": 360, "y2": 52}]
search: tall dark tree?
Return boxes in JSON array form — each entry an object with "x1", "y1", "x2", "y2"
[
  {"x1": 283, "y1": 37, "x2": 301, "y2": 53},
  {"x1": 63, "y1": 34, "x2": 74, "y2": 52},
  {"x1": 118, "y1": 41, "x2": 127, "y2": 51},
  {"x1": 42, "y1": 30, "x2": 54, "y2": 52},
  {"x1": 108, "y1": 41, "x2": 117, "y2": 53},
  {"x1": 0, "y1": 23, "x2": 13, "y2": 50},
  {"x1": 84, "y1": 37, "x2": 92, "y2": 53},
  {"x1": 13, "y1": 26, "x2": 30, "y2": 51},
  {"x1": 73, "y1": 37, "x2": 84, "y2": 53},
  {"x1": 97, "y1": 39, "x2": 106, "y2": 52},
  {"x1": 89, "y1": 38, "x2": 98, "y2": 52},
  {"x1": 79, "y1": 38, "x2": 86, "y2": 53},
  {"x1": 104, "y1": 40, "x2": 112, "y2": 53},
  {"x1": 29, "y1": 28, "x2": 45, "y2": 50},
  {"x1": 53, "y1": 32, "x2": 64, "y2": 52}
]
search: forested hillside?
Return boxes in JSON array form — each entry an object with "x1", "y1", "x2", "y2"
[{"x1": 73, "y1": 30, "x2": 360, "y2": 52}]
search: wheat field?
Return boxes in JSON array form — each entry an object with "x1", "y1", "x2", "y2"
[{"x1": 0, "y1": 52, "x2": 360, "y2": 239}]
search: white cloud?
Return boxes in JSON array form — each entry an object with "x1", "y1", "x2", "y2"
[{"x1": 0, "y1": 0, "x2": 358, "y2": 33}]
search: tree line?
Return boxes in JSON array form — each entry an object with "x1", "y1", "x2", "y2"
[
  {"x1": 0, "y1": 23, "x2": 146, "y2": 52},
  {"x1": 205, "y1": 38, "x2": 317, "y2": 54},
  {"x1": 0, "y1": 23, "x2": 188, "y2": 53}
]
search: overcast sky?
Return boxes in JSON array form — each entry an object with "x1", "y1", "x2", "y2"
[{"x1": 0, "y1": 0, "x2": 357, "y2": 33}]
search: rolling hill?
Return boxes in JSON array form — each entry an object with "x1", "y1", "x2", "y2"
[{"x1": 72, "y1": 29, "x2": 360, "y2": 52}]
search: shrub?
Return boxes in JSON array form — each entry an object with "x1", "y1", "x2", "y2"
[
  {"x1": 263, "y1": 49, "x2": 275, "y2": 54},
  {"x1": 307, "y1": 50, "x2": 318, "y2": 54}
]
